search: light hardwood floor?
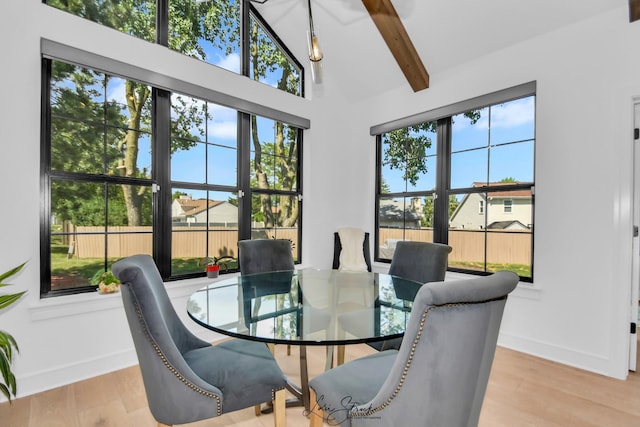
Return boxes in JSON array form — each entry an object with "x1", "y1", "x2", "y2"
[{"x1": 2, "y1": 343, "x2": 640, "y2": 427}]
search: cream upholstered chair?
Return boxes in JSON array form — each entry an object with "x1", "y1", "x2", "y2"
[
  {"x1": 309, "y1": 271, "x2": 519, "y2": 427},
  {"x1": 330, "y1": 228, "x2": 372, "y2": 365},
  {"x1": 112, "y1": 255, "x2": 287, "y2": 427},
  {"x1": 332, "y1": 229, "x2": 372, "y2": 272}
]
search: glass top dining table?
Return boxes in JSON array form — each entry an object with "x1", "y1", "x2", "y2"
[
  {"x1": 186, "y1": 268, "x2": 424, "y2": 347},
  {"x1": 186, "y1": 268, "x2": 424, "y2": 412}
]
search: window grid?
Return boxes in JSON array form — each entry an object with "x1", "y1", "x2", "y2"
[{"x1": 375, "y1": 93, "x2": 535, "y2": 281}]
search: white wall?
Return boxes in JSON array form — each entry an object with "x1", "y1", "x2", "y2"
[
  {"x1": 0, "y1": 0, "x2": 309, "y2": 400},
  {"x1": 1, "y1": 0, "x2": 639, "y2": 402},
  {"x1": 334, "y1": 6, "x2": 638, "y2": 379}
]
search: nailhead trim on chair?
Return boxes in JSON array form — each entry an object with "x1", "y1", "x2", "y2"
[
  {"x1": 272, "y1": 387, "x2": 285, "y2": 401},
  {"x1": 350, "y1": 296, "x2": 506, "y2": 421},
  {"x1": 130, "y1": 291, "x2": 223, "y2": 415}
]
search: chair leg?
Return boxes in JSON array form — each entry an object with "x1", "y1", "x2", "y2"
[
  {"x1": 255, "y1": 404, "x2": 262, "y2": 416},
  {"x1": 287, "y1": 344, "x2": 291, "y2": 355},
  {"x1": 337, "y1": 345, "x2": 345, "y2": 366},
  {"x1": 273, "y1": 388, "x2": 286, "y2": 427},
  {"x1": 158, "y1": 423, "x2": 172, "y2": 427},
  {"x1": 309, "y1": 388, "x2": 324, "y2": 427}
]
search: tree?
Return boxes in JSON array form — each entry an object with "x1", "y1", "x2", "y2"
[
  {"x1": 48, "y1": 0, "x2": 231, "y2": 227},
  {"x1": 48, "y1": 0, "x2": 301, "y2": 231},
  {"x1": 420, "y1": 194, "x2": 460, "y2": 227},
  {"x1": 248, "y1": 18, "x2": 300, "y2": 228},
  {"x1": 380, "y1": 177, "x2": 391, "y2": 194},
  {"x1": 383, "y1": 111, "x2": 481, "y2": 187}
]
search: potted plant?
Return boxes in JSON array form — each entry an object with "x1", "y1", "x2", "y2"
[
  {"x1": 205, "y1": 259, "x2": 220, "y2": 278},
  {"x1": 90, "y1": 269, "x2": 121, "y2": 294},
  {"x1": 204, "y1": 256, "x2": 236, "y2": 278},
  {"x1": 0, "y1": 261, "x2": 27, "y2": 403}
]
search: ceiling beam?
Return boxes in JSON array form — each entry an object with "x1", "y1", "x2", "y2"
[
  {"x1": 361, "y1": 0, "x2": 429, "y2": 92},
  {"x1": 631, "y1": 0, "x2": 640, "y2": 22}
]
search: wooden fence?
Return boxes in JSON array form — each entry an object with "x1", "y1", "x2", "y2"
[
  {"x1": 72, "y1": 226, "x2": 299, "y2": 259},
  {"x1": 71, "y1": 226, "x2": 529, "y2": 265},
  {"x1": 379, "y1": 228, "x2": 531, "y2": 265}
]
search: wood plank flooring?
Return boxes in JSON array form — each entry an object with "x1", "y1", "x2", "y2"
[{"x1": 2, "y1": 343, "x2": 640, "y2": 426}]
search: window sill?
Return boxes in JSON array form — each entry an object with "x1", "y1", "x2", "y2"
[
  {"x1": 373, "y1": 263, "x2": 541, "y2": 300},
  {"x1": 28, "y1": 275, "x2": 234, "y2": 322},
  {"x1": 28, "y1": 266, "x2": 316, "y2": 322}
]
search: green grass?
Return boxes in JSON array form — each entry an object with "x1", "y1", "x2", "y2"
[
  {"x1": 51, "y1": 244, "x2": 239, "y2": 285},
  {"x1": 448, "y1": 260, "x2": 531, "y2": 278},
  {"x1": 51, "y1": 245, "x2": 104, "y2": 282}
]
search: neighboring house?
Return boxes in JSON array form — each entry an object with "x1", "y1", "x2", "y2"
[
  {"x1": 379, "y1": 198, "x2": 423, "y2": 229},
  {"x1": 172, "y1": 195, "x2": 238, "y2": 227},
  {"x1": 449, "y1": 182, "x2": 532, "y2": 230}
]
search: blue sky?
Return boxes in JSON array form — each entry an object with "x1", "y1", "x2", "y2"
[{"x1": 382, "y1": 96, "x2": 535, "y2": 195}]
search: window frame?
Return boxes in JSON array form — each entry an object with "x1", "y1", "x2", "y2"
[
  {"x1": 40, "y1": 3, "x2": 306, "y2": 297},
  {"x1": 503, "y1": 199, "x2": 513, "y2": 213},
  {"x1": 373, "y1": 82, "x2": 536, "y2": 282},
  {"x1": 44, "y1": 0, "x2": 304, "y2": 99}
]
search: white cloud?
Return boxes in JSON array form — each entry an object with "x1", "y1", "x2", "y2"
[
  {"x1": 453, "y1": 96, "x2": 534, "y2": 131},
  {"x1": 490, "y1": 97, "x2": 535, "y2": 129},
  {"x1": 216, "y1": 53, "x2": 240, "y2": 73},
  {"x1": 106, "y1": 79, "x2": 128, "y2": 105},
  {"x1": 208, "y1": 120, "x2": 237, "y2": 139}
]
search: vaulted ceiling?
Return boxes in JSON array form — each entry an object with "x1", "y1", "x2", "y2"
[{"x1": 254, "y1": 0, "x2": 625, "y2": 102}]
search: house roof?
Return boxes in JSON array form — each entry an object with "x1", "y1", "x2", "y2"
[
  {"x1": 472, "y1": 182, "x2": 532, "y2": 198},
  {"x1": 175, "y1": 198, "x2": 225, "y2": 216},
  {"x1": 488, "y1": 220, "x2": 529, "y2": 230},
  {"x1": 379, "y1": 199, "x2": 421, "y2": 221}
]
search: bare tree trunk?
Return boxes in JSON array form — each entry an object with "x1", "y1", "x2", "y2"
[{"x1": 118, "y1": 80, "x2": 150, "y2": 226}]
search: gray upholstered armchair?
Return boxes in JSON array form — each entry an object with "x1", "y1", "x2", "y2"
[
  {"x1": 238, "y1": 238, "x2": 295, "y2": 274},
  {"x1": 112, "y1": 254, "x2": 287, "y2": 427},
  {"x1": 388, "y1": 241, "x2": 452, "y2": 283},
  {"x1": 369, "y1": 241, "x2": 453, "y2": 351},
  {"x1": 238, "y1": 238, "x2": 296, "y2": 355},
  {"x1": 308, "y1": 271, "x2": 519, "y2": 427}
]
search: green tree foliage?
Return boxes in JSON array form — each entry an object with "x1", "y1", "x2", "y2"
[
  {"x1": 49, "y1": 0, "x2": 300, "y2": 229},
  {"x1": 248, "y1": 18, "x2": 300, "y2": 228},
  {"x1": 380, "y1": 177, "x2": 391, "y2": 194},
  {"x1": 420, "y1": 195, "x2": 460, "y2": 227},
  {"x1": 383, "y1": 111, "x2": 481, "y2": 187},
  {"x1": 383, "y1": 123, "x2": 437, "y2": 187}
]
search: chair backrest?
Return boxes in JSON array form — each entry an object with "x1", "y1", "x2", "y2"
[
  {"x1": 238, "y1": 239, "x2": 295, "y2": 275},
  {"x1": 332, "y1": 231, "x2": 372, "y2": 272},
  {"x1": 388, "y1": 241, "x2": 452, "y2": 284},
  {"x1": 351, "y1": 271, "x2": 519, "y2": 427},
  {"x1": 112, "y1": 255, "x2": 221, "y2": 425}
]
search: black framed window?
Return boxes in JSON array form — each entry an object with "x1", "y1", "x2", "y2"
[
  {"x1": 40, "y1": 1, "x2": 304, "y2": 296},
  {"x1": 45, "y1": 0, "x2": 303, "y2": 98},
  {"x1": 375, "y1": 83, "x2": 535, "y2": 281},
  {"x1": 42, "y1": 58, "x2": 303, "y2": 296}
]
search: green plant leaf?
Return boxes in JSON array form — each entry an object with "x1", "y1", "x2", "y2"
[
  {"x1": 0, "y1": 347, "x2": 17, "y2": 401},
  {"x1": 0, "y1": 382, "x2": 11, "y2": 402},
  {"x1": 0, "y1": 262, "x2": 26, "y2": 403},
  {"x1": 0, "y1": 291, "x2": 27, "y2": 310},
  {"x1": 0, "y1": 330, "x2": 18, "y2": 357},
  {"x1": 0, "y1": 262, "x2": 26, "y2": 285}
]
